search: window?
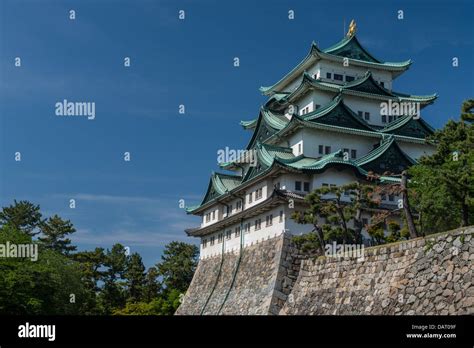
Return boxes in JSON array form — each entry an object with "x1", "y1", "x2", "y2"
[
  {"x1": 381, "y1": 194, "x2": 387, "y2": 201},
  {"x1": 357, "y1": 111, "x2": 363, "y2": 118},
  {"x1": 295, "y1": 181, "x2": 302, "y2": 191},
  {"x1": 255, "y1": 219, "x2": 262, "y2": 230},
  {"x1": 322, "y1": 183, "x2": 329, "y2": 187},
  {"x1": 256, "y1": 188, "x2": 263, "y2": 200},
  {"x1": 202, "y1": 239, "x2": 208, "y2": 248},
  {"x1": 380, "y1": 81, "x2": 385, "y2": 87},
  {"x1": 236, "y1": 200, "x2": 242, "y2": 211},
  {"x1": 303, "y1": 182, "x2": 310, "y2": 192},
  {"x1": 244, "y1": 223, "x2": 251, "y2": 233},
  {"x1": 388, "y1": 115, "x2": 394, "y2": 123},
  {"x1": 334, "y1": 73, "x2": 343, "y2": 81},
  {"x1": 315, "y1": 104, "x2": 321, "y2": 109},
  {"x1": 218, "y1": 233, "x2": 223, "y2": 243},
  {"x1": 266, "y1": 215, "x2": 273, "y2": 227},
  {"x1": 362, "y1": 218, "x2": 368, "y2": 226},
  {"x1": 318, "y1": 145, "x2": 324, "y2": 155},
  {"x1": 346, "y1": 75, "x2": 355, "y2": 82},
  {"x1": 344, "y1": 190, "x2": 349, "y2": 196},
  {"x1": 330, "y1": 184, "x2": 337, "y2": 188},
  {"x1": 343, "y1": 148, "x2": 349, "y2": 155},
  {"x1": 351, "y1": 149, "x2": 357, "y2": 159},
  {"x1": 388, "y1": 194, "x2": 395, "y2": 202},
  {"x1": 235, "y1": 226, "x2": 241, "y2": 237},
  {"x1": 279, "y1": 210, "x2": 283, "y2": 223},
  {"x1": 298, "y1": 143, "x2": 302, "y2": 154},
  {"x1": 275, "y1": 182, "x2": 281, "y2": 189},
  {"x1": 205, "y1": 213, "x2": 210, "y2": 223},
  {"x1": 382, "y1": 115, "x2": 387, "y2": 123},
  {"x1": 364, "y1": 112, "x2": 370, "y2": 121},
  {"x1": 301, "y1": 106, "x2": 311, "y2": 115},
  {"x1": 212, "y1": 211, "x2": 215, "y2": 220},
  {"x1": 210, "y1": 236, "x2": 215, "y2": 245},
  {"x1": 325, "y1": 146, "x2": 331, "y2": 154},
  {"x1": 228, "y1": 204, "x2": 233, "y2": 215},
  {"x1": 226, "y1": 230, "x2": 231, "y2": 240},
  {"x1": 248, "y1": 192, "x2": 253, "y2": 203},
  {"x1": 326, "y1": 72, "x2": 332, "y2": 79}
]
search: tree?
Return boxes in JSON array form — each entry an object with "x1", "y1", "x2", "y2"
[
  {"x1": 410, "y1": 101, "x2": 474, "y2": 229},
  {"x1": 99, "y1": 244, "x2": 128, "y2": 313},
  {"x1": 0, "y1": 200, "x2": 43, "y2": 236},
  {"x1": 38, "y1": 215, "x2": 77, "y2": 255},
  {"x1": 461, "y1": 99, "x2": 474, "y2": 123},
  {"x1": 72, "y1": 247, "x2": 107, "y2": 314},
  {"x1": 365, "y1": 171, "x2": 418, "y2": 239},
  {"x1": 0, "y1": 225, "x2": 88, "y2": 315},
  {"x1": 143, "y1": 266, "x2": 162, "y2": 302},
  {"x1": 291, "y1": 182, "x2": 376, "y2": 254},
  {"x1": 125, "y1": 253, "x2": 146, "y2": 302},
  {"x1": 155, "y1": 242, "x2": 199, "y2": 293}
]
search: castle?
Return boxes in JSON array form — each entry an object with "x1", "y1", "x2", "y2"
[
  {"x1": 184, "y1": 23, "x2": 436, "y2": 260},
  {"x1": 176, "y1": 24, "x2": 451, "y2": 315}
]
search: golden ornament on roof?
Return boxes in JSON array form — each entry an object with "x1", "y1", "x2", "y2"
[{"x1": 347, "y1": 19, "x2": 357, "y2": 37}]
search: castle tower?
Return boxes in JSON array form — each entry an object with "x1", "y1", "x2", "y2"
[{"x1": 177, "y1": 25, "x2": 437, "y2": 315}]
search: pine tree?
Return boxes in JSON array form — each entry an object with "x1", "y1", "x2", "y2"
[
  {"x1": 155, "y1": 242, "x2": 199, "y2": 293},
  {"x1": 410, "y1": 100, "x2": 474, "y2": 229},
  {"x1": 0, "y1": 200, "x2": 43, "y2": 236},
  {"x1": 143, "y1": 266, "x2": 162, "y2": 302},
  {"x1": 38, "y1": 215, "x2": 77, "y2": 255},
  {"x1": 125, "y1": 253, "x2": 146, "y2": 302}
]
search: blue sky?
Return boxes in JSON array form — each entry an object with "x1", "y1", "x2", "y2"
[{"x1": 1, "y1": 0, "x2": 473, "y2": 268}]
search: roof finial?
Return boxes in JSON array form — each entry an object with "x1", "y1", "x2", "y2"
[{"x1": 346, "y1": 19, "x2": 356, "y2": 37}]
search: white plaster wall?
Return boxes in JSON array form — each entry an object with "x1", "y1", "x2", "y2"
[
  {"x1": 283, "y1": 128, "x2": 377, "y2": 159},
  {"x1": 318, "y1": 60, "x2": 393, "y2": 90},
  {"x1": 280, "y1": 58, "x2": 393, "y2": 94},
  {"x1": 398, "y1": 142, "x2": 436, "y2": 160},
  {"x1": 199, "y1": 205, "x2": 287, "y2": 259}
]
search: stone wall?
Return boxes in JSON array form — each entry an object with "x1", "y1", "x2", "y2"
[
  {"x1": 282, "y1": 227, "x2": 474, "y2": 315},
  {"x1": 176, "y1": 233, "x2": 299, "y2": 315},
  {"x1": 177, "y1": 227, "x2": 474, "y2": 315}
]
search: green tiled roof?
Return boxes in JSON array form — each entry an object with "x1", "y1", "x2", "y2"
[
  {"x1": 187, "y1": 141, "x2": 404, "y2": 214},
  {"x1": 260, "y1": 35, "x2": 412, "y2": 96},
  {"x1": 266, "y1": 71, "x2": 437, "y2": 111},
  {"x1": 380, "y1": 115, "x2": 435, "y2": 138},
  {"x1": 198, "y1": 172, "x2": 242, "y2": 207},
  {"x1": 261, "y1": 94, "x2": 434, "y2": 144},
  {"x1": 302, "y1": 94, "x2": 374, "y2": 131},
  {"x1": 355, "y1": 135, "x2": 417, "y2": 173},
  {"x1": 240, "y1": 119, "x2": 258, "y2": 129}
]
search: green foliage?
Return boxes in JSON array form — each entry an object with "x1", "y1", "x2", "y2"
[
  {"x1": 112, "y1": 289, "x2": 182, "y2": 316},
  {"x1": 291, "y1": 182, "x2": 375, "y2": 253},
  {"x1": 0, "y1": 200, "x2": 198, "y2": 316},
  {"x1": 0, "y1": 225, "x2": 87, "y2": 315},
  {"x1": 0, "y1": 200, "x2": 43, "y2": 236},
  {"x1": 155, "y1": 241, "x2": 199, "y2": 293},
  {"x1": 409, "y1": 106, "x2": 474, "y2": 231},
  {"x1": 125, "y1": 253, "x2": 146, "y2": 302},
  {"x1": 385, "y1": 221, "x2": 406, "y2": 243},
  {"x1": 38, "y1": 215, "x2": 77, "y2": 255}
]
